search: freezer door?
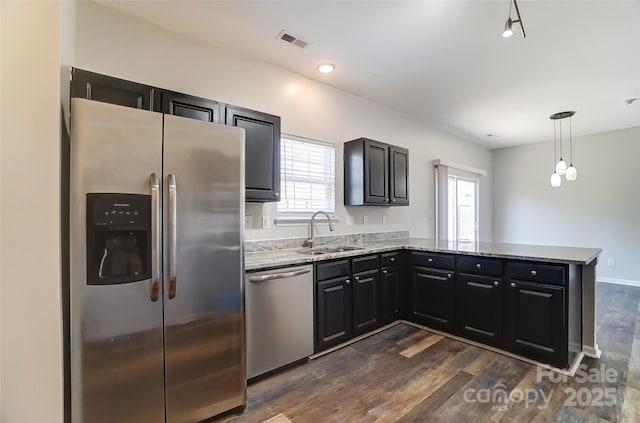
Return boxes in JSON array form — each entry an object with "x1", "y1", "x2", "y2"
[
  {"x1": 69, "y1": 98, "x2": 165, "y2": 422},
  {"x1": 163, "y1": 114, "x2": 246, "y2": 422}
]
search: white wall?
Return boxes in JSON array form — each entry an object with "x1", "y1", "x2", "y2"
[
  {"x1": 0, "y1": 1, "x2": 64, "y2": 422},
  {"x1": 74, "y1": 1, "x2": 493, "y2": 243},
  {"x1": 493, "y1": 126, "x2": 640, "y2": 282}
]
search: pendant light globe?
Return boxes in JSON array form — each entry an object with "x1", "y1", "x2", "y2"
[{"x1": 555, "y1": 159, "x2": 567, "y2": 176}]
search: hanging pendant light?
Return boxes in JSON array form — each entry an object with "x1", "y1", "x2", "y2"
[
  {"x1": 565, "y1": 114, "x2": 578, "y2": 181},
  {"x1": 549, "y1": 111, "x2": 576, "y2": 186}
]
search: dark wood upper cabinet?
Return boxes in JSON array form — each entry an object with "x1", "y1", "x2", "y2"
[
  {"x1": 71, "y1": 68, "x2": 155, "y2": 111},
  {"x1": 389, "y1": 146, "x2": 409, "y2": 205},
  {"x1": 226, "y1": 105, "x2": 281, "y2": 202},
  {"x1": 344, "y1": 138, "x2": 409, "y2": 206},
  {"x1": 158, "y1": 90, "x2": 221, "y2": 123}
]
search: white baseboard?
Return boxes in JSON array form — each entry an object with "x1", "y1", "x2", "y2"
[
  {"x1": 583, "y1": 344, "x2": 602, "y2": 359},
  {"x1": 599, "y1": 277, "x2": 640, "y2": 288}
]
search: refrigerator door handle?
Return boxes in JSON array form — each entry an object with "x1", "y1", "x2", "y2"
[
  {"x1": 150, "y1": 173, "x2": 161, "y2": 302},
  {"x1": 168, "y1": 174, "x2": 177, "y2": 299}
]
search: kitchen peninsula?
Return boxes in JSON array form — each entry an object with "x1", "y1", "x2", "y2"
[{"x1": 245, "y1": 235, "x2": 602, "y2": 372}]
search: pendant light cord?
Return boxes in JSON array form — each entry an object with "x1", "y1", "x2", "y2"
[
  {"x1": 559, "y1": 119, "x2": 563, "y2": 160},
  {"x1": 569, "y1": 116, "x2": 573, "y2": 165},
  {"x1": 553, "y1": 119, "x2": 557, "y2": 168},
  {"x1": 508, "y1": 0, "x2": 513, "y2": 18}
]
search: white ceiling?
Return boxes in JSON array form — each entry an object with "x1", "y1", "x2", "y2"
[{"x1": 100, "y1": 0, "x2": 640, "y2": 149}]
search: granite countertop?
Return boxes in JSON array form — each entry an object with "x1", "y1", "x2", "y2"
[{"x1": 244, "y1": 237, "x2": 602, "y2": 271}]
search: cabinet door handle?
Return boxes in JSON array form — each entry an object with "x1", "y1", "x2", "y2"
[
  {"x1": 385, "y1": 198, "x2": 389, "y2": 201},
  {"x1": 530, "y1": 270, "x2": 537, "y2": 276},
  {"x1": 447, "y1": 273, "x2": 452, "y2": 279},
  {"x1": 476, "y1": 263, "x2": 482, "y2": 269},
  {"x1": 493, "y1": 281, "x2": 499, "y2": 286},
  {"x1": 428, "y1": 258, "x2": 433, "y2": 262},
  {"x1": 510, "y1": 282, "x2": 516, "y2": 288},
  {"x1": 390, "y1": 257, "x2": 395, "y2": 262},
  {"x1": 354, "y1": 275, "x2": 360, "y2": 280},
  {"x1": 383, "y1": 269, "x2": 388, "y2": 274},
  {"x1": 345, "y1": 279, "x2": 351, "y2": 285}
]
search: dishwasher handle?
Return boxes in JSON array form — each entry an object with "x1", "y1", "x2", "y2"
[{"x1": 248, "y1": 267, "x2": 311, "y2": 282}]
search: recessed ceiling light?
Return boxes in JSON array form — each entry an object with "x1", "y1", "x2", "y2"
[
  {"x1": 317, "y1": 63, "x2": 335, "y2": 74},
  {"x1": 485, "y1": 134, "x2": 497, "y2": 137}
]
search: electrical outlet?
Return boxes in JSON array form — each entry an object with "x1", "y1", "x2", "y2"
[
  {"x1": 363, "y1": 215, "x2": 369, "y2": 225},
  {"x1": 607, "y1": 258, "x2": 615, "y2": 266},
  {"x1": 346, "y1": 216, "x2": 354, "y2": 226},
  {"x1": 382, "y1": 215, "x2": 387, "y2": 225},
  {"x1": 262, "y1": 216, "x2": 271, "y2": 229},
  {"x1": 244, "y1": 215, "x2": 253, "y2": 228}
]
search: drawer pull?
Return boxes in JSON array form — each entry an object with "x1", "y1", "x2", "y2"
[
  {"x1": 390, "y1": 257, "x2": 395, "y2": 262},
  {"x1": 493, "y1": 281, "x2": 499, "y2": 286},
  {"x1": 354, "y1": 275, "x2": 360, "y2": 280},
  {"x1": 345, "y1": 279, "x2": 350, "y2": 285},
  {"x1": 530, "y1": 270, "x2": 537, "y2": 276},
  {"x1": 510, "y1": 282, "x2": 516, "y2": 288},
  {"x1": 447, "y1": 273, "x2": 452, "y2": 279},
  {"x1": 383, "y1": 269, "x2": 388, "y2": 274},
  {"x1": 428, "y1": 258, "x2": 433, "y2": 262},
  {"x1": 476, "y1": 263, "x2": 482, "y2": 269}
]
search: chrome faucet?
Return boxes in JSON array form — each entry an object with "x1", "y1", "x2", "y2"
[{"x1": 304, "y1": 211, "x2": 335, "y2": 248}]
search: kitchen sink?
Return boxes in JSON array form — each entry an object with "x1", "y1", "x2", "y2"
[{"x1": 297, "y1": 245, "x2": 365, "y2": 255}]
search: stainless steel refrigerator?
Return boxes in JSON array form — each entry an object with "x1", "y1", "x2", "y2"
[{"x1": 69, "y1": 98, "x2": 246, "y2": 422}]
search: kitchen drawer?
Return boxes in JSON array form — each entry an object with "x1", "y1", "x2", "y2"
[
  {"x1": 507, "y1": 262, "x2": 566, "y2": 286},
  {"x1": 352, "y1": 255, "x2": 379, "y2": 273},
  {"x1": 412, "y1": 252, "x2": 455, "y2": 270},
  {"x1": 457, "y1": 256, "x2": 503, "y2": 277},
  {"x1": 381, "y1": 252, "x2": 401, "y2": 268},
  {"x1": 315, "y1": 259, "x2": 350, "y2": 282}
]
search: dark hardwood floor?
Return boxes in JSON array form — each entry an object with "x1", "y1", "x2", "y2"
[{"x1": 227, "y1": 282, "x2": 640, "y2": 422}]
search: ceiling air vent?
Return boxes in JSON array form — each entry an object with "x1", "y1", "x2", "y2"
[{"x1": 277, "y1": 30, "x2": 310, "y2": 49}]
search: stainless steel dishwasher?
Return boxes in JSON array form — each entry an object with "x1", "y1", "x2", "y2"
[{"x1": 245, "y1": 265, "x2": 314, "y2": 379}]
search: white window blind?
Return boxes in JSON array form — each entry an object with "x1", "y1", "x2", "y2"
[{"x1": 278, "y1": 136, "x2": 335, "y2": 214}]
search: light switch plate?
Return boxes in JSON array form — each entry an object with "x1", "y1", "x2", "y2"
[
  {"x1": 245, "y1": 215, "x2": 253, "y2": 228},
  {"x1": 382, "y1": 215, "x2": 387, "y2": 225},
  {"x1": 363, "y1": 215, "x2": 369, "y2": 225},
  {"x1": 262, "y1": 216, "x2": 271, "y2": 229}
]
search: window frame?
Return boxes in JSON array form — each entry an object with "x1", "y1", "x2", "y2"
[
  {"x1": 447, "y1": 173, "x2": 479, "y2": 243},
  {"x1": 276, "y1": 134, "x2": 336, "y2": 221}
]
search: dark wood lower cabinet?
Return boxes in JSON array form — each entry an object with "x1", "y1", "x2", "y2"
[
  {"x1": 411, "y1": 266, "x2": 454, "y2": 331},
  {"x1": 352, "y1": 269, "x2": 380, "y2": 335},
  {"x1": 311, "y1": 252, "x2": 575, "y2": 369},
  {"x1": 455, "y1": 274, "x2": 503, "y2": 346},
  {"x1": 315, "y1": 276, "x2": 353, "y2": 351},
  {"x1": 504, "y1": 279, "x2": 566, "y2": 368},
  {"x1": 380, "y1": 267, "x2": 401, "y2": 324}
]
